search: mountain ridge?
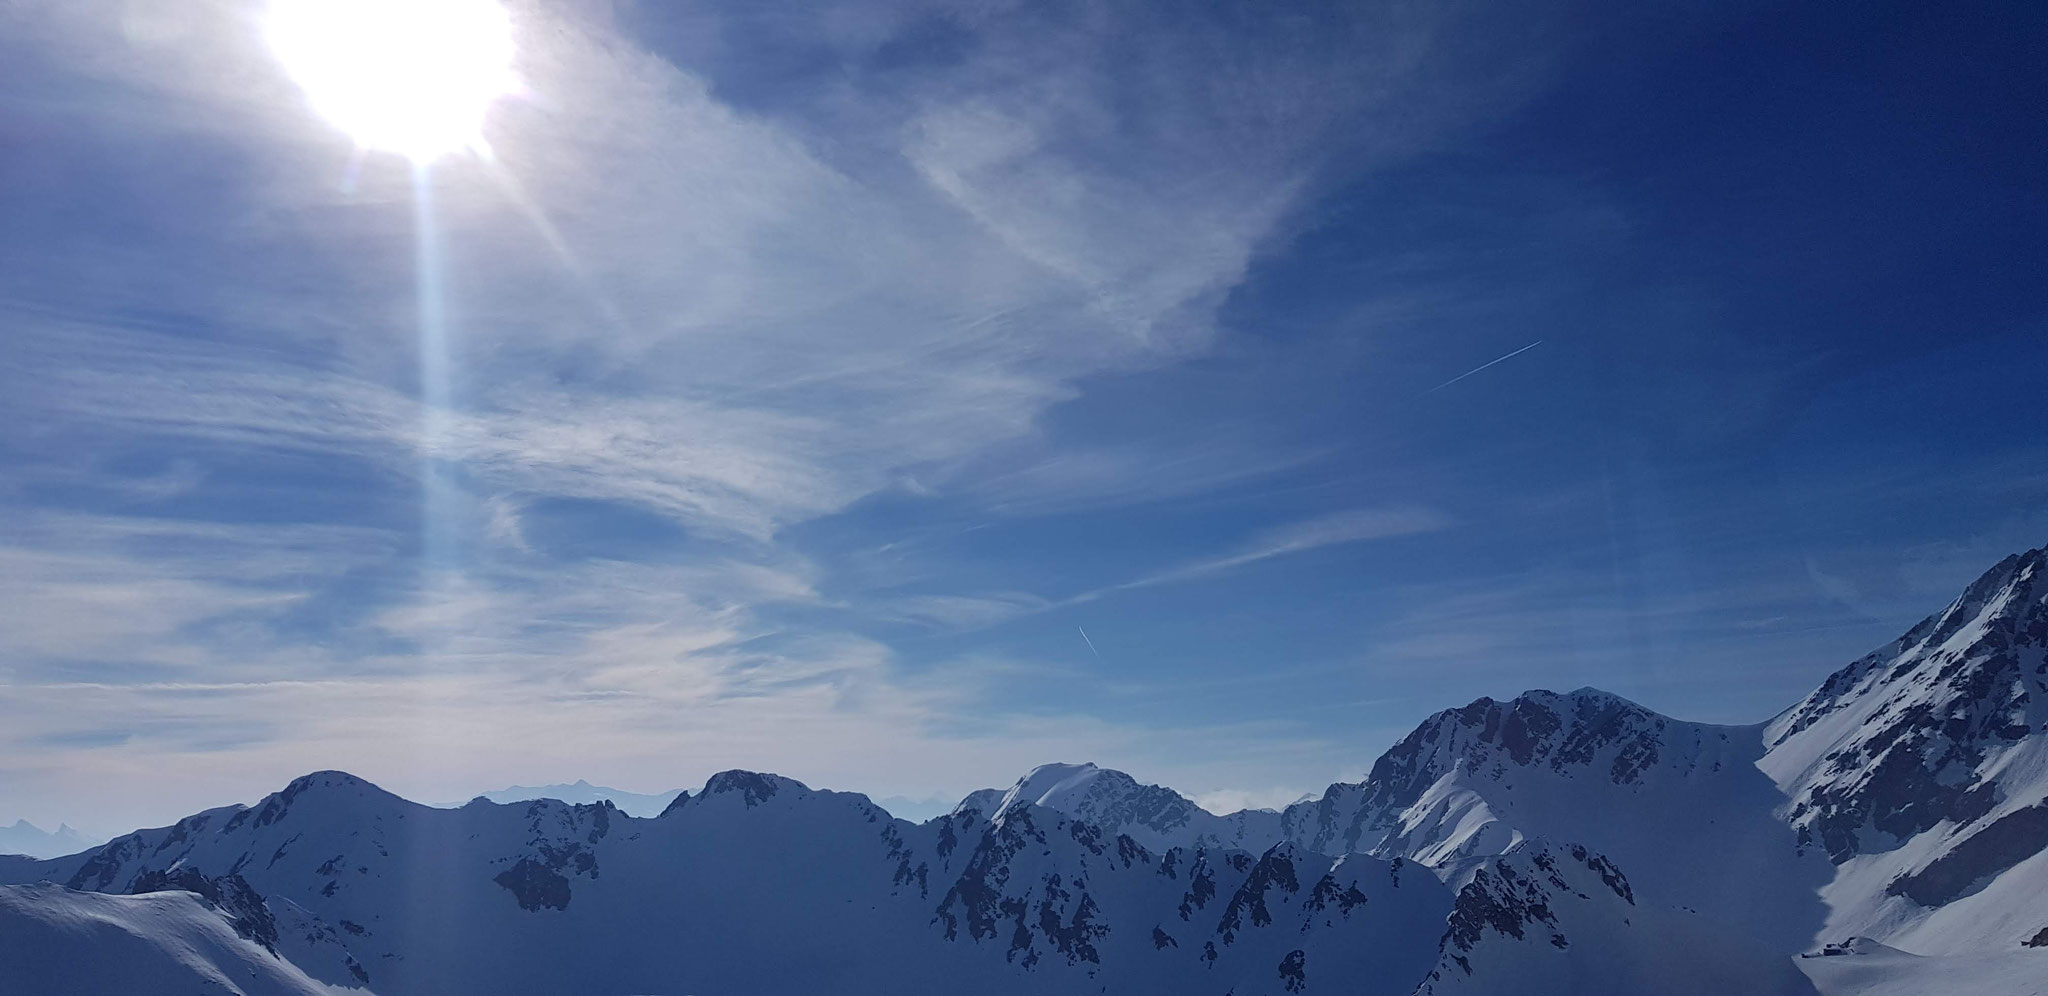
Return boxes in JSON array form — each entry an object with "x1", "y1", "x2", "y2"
[{"x1": 6, "y1": 543, "x2": 2048, "y2": 993}]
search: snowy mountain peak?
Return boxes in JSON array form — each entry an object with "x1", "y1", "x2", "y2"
[
  {"x1": 1763, "y1": 543, "x2": 2048, "y2": 866},
  {"x1": 1271, "y1": 683, "x2": 1819, "y2": 948},
  {"x1": 247, "y1": 770, "x2": 411, "y2": 828},
  {"x1": 697, "y1": 769, "x2": 807, "y2": 807},
  {"x1": 1909, "y1": 548, "x2": 2046, "y2": 653},
  {"x1": 951, "y1": 788, "x2": 1006, "y2": 818},
  {"x1": 1350, "y1": 686, "x2": 1693, "y2": 815},
  {"x1": 281, "y1": 769, "x2": 381, "y2": 793},
  {"x1": 974, "y1": 762, "x2": 1284, "y2": 854},
  {"x1": 998, "y1": 761, "x2": 1126, "y2": 814}
]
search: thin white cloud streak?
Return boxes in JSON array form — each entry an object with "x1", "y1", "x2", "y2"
[
  {"x1": 879, "y1": 592, "x2": 1054, "y2": 630},
  {"x1": 873, "y1": 506, "x2": 1451, "y2": 634},
  {"x1": 1089, "y1": 506, "x2": 1453, "y2": 598},
  {"x1": 932, "y1": 438, "x2": 1331, "y2": 518}
]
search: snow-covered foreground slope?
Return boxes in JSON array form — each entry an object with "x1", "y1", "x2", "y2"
[
  {"x1": 1798, "y1": 938, "x2": 2048, "y2": 996},
  {"x1": 6, "y1": 542, "x2": 2048, "y2": 994},
  {"x1": 0, "y1": 882, "x2": 357, "y2": 996}
]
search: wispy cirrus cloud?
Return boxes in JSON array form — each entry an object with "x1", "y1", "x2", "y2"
[
  {"x1": 1056, "y1": 510, "x2": 1458, "y2": 602},
  {"x1": 878, "y1": 591, "x2": 1054, "y2": 630},
  {"x1": 854, "y1": 506, "x2": 1450, "y2": 635},
  {"x1": 0, "y1": 0, "x2": 1538, "y2": 831},
  {"x1": 1105, "y1": 507, "x2": 1453, "y2": 594}
]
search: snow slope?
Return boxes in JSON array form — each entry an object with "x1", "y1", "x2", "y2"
[
  {"x1": 0, "y1": 882, "x2": 358, "y2": 996},
  {"x1": 1798, "y1": 938, "x2": 2048, "y2": 996}
]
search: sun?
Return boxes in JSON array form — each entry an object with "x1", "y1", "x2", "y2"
[{"x1": 267, "y1": 0, "x2": 517, "y2": 162}]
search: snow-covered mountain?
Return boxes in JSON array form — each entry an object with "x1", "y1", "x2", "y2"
[
  {"x1": 0, "y1": 820, "x2": 97, "y2": 860},
  {"x1": 0, "y1": 769, "x2": 1456, "y2": 995},
  {"x1": 962, "y1": 762, "x2": 1284, "y2": 853},
  {"x1": 1762, "y1": 547, "x2": 2048, "y2": 955},
  {"x1": 437, "y1": 779, "x2": 683, "y2": 818},
  {"x1": 6, "y1": 543, "x2": 2048, "y2": 994},
  {"x1": 1273, "y1": 686, "x2": 1831, "y2": 950}
]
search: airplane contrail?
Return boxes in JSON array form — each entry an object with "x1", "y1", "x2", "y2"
[
  {"x1": 1426, "y1": 339, "x2": 1543, "y2": 393},
  {"x1": 1077, "y1": 626, "x2": 1103, "y2": 661}
]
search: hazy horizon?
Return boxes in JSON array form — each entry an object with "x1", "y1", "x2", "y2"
[{"x1": 3, "y1": 577, "x2": 2032, "y2": 839}]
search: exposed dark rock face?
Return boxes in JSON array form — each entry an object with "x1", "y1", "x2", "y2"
[
  {"x1": 493, "y1": 858, "x2": 571, "y2": 912},
  {"x1": 1176, "y1": 851, "x2": 1217, "y2": 921},
  {"x1": 1304, "y1": 871, "x2": 1370, "y2": 917},
  {"x1": 1216, "y1": 847, "x2": 1299, "y2": 943},
  {"x1": 933, "y1": 805, "x2": 1047, "y2": 945},
  {"x1": 1030, "y1": 875, "x2": 1107, "y2": 965},
  {"x1": 1888, "y1": 798, "x2": 2048, "y2": 906},
  {"x1": 1562, "y1": 844, "x2": 1632, "y2": 906},
  {"x1": 930, "y1": 802, "x2": 1122, "y2": 969},
  {"x1": 1441, "y1": 861, "x2": 1564, "y2": 971},
  {"x1": 1435, "y1": 843, "x2": 1632, "y2": 976},
  {"x1": 1277, "y1": 948, "x2": 1307, "y2": 992}
]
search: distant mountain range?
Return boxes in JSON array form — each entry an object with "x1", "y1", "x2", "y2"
[
  {"x1": 4, "y1": 545, "x2": 2047, "y2": 994},
  {"x1": 447, "y1": 779, "x2": 959, "y2": 823},
  {"x1": 0, "y1": 820, "x2": 97, "y2": 860},
  {"x1": 438, "y1": 780, "x2": 684, "y2": 819}
]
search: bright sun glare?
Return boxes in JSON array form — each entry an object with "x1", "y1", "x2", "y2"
[{"x1": 267, "y1": 0, "x2": 516, "y2": 162}]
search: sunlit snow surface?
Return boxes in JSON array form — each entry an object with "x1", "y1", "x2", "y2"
[
  {"x1": 1798, "y1": 938, "x2": 2048, "y2": 996},
  {"x1": 0, "y1": 883, "x2": 349, "y2": 995}
]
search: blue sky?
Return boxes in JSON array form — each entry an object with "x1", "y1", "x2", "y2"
[{"x1": 2, "y1": 0, "x2": 2045, "y2": 832}]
